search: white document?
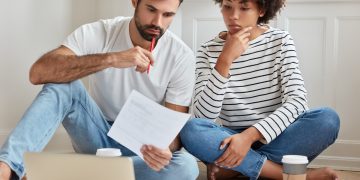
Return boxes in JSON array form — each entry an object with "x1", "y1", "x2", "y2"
[{"x1": 107, "y1": 90, "x2": 190, "y2": 159}]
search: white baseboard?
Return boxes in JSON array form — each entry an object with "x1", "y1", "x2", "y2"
[
  {"x1": 310, "y1": 156, "x2": 360, "y2": 171},
  {"x1": 309, "y1": 140, "x2": 360, "y2": 171},
  {"x1": 1, "y1": 131, "x2": 360, "y2": 170},
  {"x1": 320, "y1": 140, "x2": 360, "y2": 158}
]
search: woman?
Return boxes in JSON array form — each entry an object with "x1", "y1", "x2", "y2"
[{"x1": 180, "y1": 0, "x2": 340, "y2": 179}]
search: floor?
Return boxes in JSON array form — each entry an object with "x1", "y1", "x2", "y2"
[{"x1": 197, "y1": 162, "x2": 360, "y2": 180}]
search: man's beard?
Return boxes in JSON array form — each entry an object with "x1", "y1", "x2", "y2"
[{"x1": 134, "y1": 16, "x2": 165, "y2": 41}]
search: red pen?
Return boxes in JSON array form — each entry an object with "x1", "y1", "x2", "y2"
[{"x1": 147, "y1": 37, "x2": 156, "y2": 74}]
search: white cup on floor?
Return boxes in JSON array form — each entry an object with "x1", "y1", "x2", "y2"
[
  {"x1": 282, "y1": 155, "x2": 308, "y2": 180},
  {"x1": 96, "y1": 148, "x2": 122, "y2": 157}
]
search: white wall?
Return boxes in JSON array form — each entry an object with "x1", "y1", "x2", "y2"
[
  {"x1": 0, "y1": 0, "x2": 97, "y2": 151},
  {"x1": 96, "y1": 0, "x2": 133, "y2": 18},
  {"x1": 275, "y1": 1, "x2": 360, "y2": 171}
]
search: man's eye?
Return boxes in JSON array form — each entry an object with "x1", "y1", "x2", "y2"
[
  {"x1": 164, "y1": 13, "x2": 174, "y2": 18},
  {"x1": 224, "y1": 5, "x2": 231, "y2": 9}
]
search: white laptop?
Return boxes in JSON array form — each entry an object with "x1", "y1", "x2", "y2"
[{"x1": 24, "y1": 152, "x2": 135, "y2": 180}]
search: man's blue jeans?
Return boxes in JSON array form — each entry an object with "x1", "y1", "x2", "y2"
[
  {"x1": 180, "y1": 108, "x2": 340, "y2": 180},
  {"x1": 0, "y1": 80, "x2": 199, "y2": 180}
]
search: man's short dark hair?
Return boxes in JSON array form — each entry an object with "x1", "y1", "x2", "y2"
[
  {"x1": 138, "y1": 0, "x2": 184, "y2": 5},
  {"x1": 213, "y1": 0, "x2": 285, "y2": 24}
]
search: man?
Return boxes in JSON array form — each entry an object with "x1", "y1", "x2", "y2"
[{"x1": 0, "y1": 0, "x2": 199, "y2": 179}]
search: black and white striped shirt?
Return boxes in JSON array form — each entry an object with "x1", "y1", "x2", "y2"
[{"x1": 193, "y1": 27, "x2": 308, "y2": 143}]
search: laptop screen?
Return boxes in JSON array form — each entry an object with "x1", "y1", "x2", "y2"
[{"x1": 24, "y1": 152, "x2": 135, "y2": 180}]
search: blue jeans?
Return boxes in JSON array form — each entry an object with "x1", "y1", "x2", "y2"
[
  {"x1": 180, "y1": 108, "x2": 340, "y2": 180},
  {"x1": 0, "y1": 80, "x2": 199, "y2": 180}
]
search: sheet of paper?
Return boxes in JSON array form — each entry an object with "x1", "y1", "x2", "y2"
[{"x1": 107, "y1": 90, "x2": 190, "y2": 159}]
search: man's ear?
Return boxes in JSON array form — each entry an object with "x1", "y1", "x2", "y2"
[{"x1": 131, "y1": 0, "x2": 138, "y2": 8}]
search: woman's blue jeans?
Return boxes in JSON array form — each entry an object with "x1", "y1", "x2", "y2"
[
  {"x1": 180, "y1": 108, "x2": 340, "y2": 180},
  {"x1": 0, "y1": 80, "x2": 199, "y2": 180}
]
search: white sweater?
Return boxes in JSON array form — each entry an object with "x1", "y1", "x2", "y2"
[{"x1": 193, "y1": 27, "x2": 308, "y2": 143}]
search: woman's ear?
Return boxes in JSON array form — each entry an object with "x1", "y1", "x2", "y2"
[{"x1": 259, "y1": 9, "x2": 265, "y2": 17}]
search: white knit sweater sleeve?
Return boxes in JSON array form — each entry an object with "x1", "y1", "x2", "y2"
[
  {"x1": 192, "y1": 46, "x2": 229, "y2": 121},
  {"x1": 253, "y1": 33, "x2": 308, "y2": 143}
]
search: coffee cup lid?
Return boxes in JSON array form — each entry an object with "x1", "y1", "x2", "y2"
[
  {"x1": 96, "y1": 148, "x2": 122, "y2": 157},
  {"x1": 282, "y1": 155, "x2": 308, "y2": 164}
]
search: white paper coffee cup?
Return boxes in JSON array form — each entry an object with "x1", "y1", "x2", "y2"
[
  {"x1": 282, "y1": 155, "x2": 308, "y2": 175},
  {"x1": 96, "y1": 148, "x2": 122, "y2": 157}
]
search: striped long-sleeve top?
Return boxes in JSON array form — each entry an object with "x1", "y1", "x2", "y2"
[{"x1": 193, "y1": 27, "x2": 309, "y2": 143}]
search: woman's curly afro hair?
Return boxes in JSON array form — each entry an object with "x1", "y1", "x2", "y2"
[{"x1": 214, "y1": 0, "x2": 286, "y2": 24}]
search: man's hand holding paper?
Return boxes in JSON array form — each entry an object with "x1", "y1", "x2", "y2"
[
  {"x1": 140, "y1": 145, "x2": 172, "y2": 171},
  {"x1": 107, "y1": 90, "x2": 190, "y2": 171}
]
